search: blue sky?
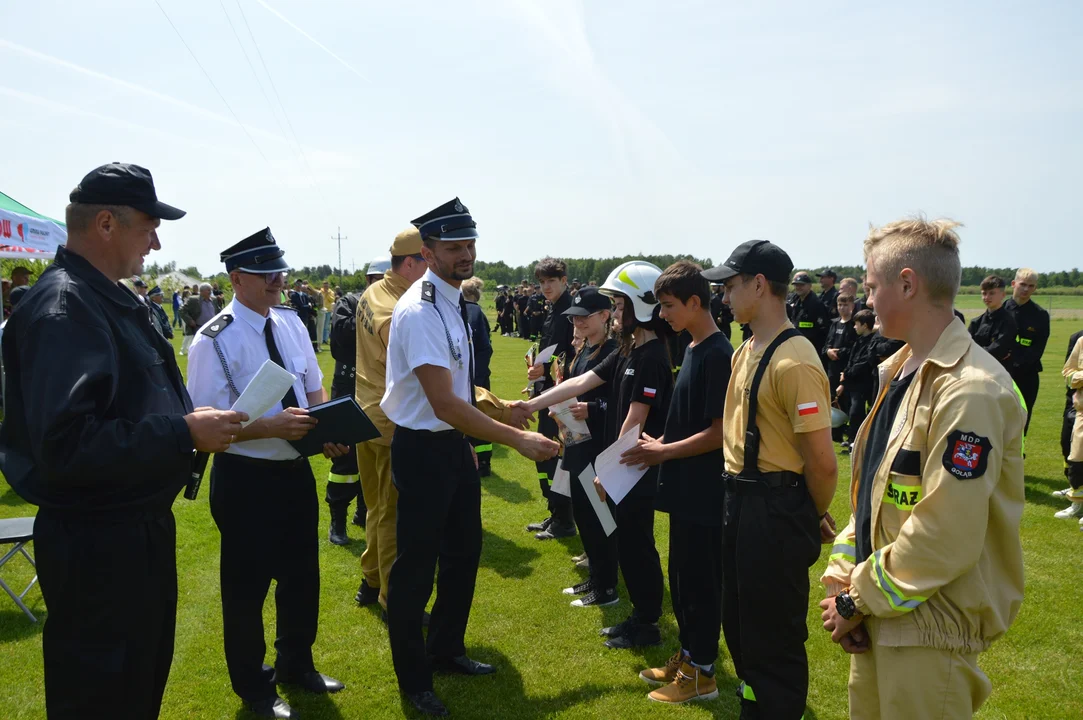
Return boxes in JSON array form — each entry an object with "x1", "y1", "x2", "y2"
[{"x1": 1, "y1": 0, "x2": 1080, "y2": 275}]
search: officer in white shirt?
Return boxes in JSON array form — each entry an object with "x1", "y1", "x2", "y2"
[
  {"x1": 187, "y1": 228, "x2": 348, "y2": 719},
  {"x1": 382, "y1": 199, "x2": 559, "y2": 717}
]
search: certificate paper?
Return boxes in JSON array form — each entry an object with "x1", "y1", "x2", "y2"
[
  {"x1": 230, "y1": 359, "x2": 297, "y2": 427},
  {"x1": 594, "y1": 424, "x2": 648, "y2": 505},
  {"x1": 578, "y1": 463, "x2": 616, "y2": 536},
  {"x1": 550, "y1": 466, "x2": 571, "y2": 497}
]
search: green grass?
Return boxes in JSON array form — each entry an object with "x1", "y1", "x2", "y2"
[{"x1": 1, "y1": 313, "x2": 1082, "y2": 719}]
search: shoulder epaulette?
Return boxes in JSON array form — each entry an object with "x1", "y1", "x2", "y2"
[
  {"x1": 275, "y1": 304, "x2": 297, "y2": 312},
  {"x1": 201, "y1": 314, "x2": 234, "y2": 338},
  {"x1": 421, "y1": 281, "x2": 436, "y2": 304}
]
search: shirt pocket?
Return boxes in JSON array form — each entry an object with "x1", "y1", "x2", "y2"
[
  {"x1": 881, "y1": 447, "x2": 923, "y2": 535},
  {"x1": 290, "y1": 355, "x2": 308, "y2": 391}
]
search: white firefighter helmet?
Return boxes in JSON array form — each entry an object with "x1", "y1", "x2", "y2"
[
  {"x1": 366, "y1": 256, "x2": 391, "y2": 276},
  {"x1": 599, "y1": 260, "x2": 663, "y2": 323}
]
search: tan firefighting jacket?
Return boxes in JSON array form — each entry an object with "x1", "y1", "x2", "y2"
[
  {"x1": 822, "y1": 319, "x2": 1025, "y2": 653},
  {"x1": 1064, "y1": 335, "x2": 1083, "y2": 461}
]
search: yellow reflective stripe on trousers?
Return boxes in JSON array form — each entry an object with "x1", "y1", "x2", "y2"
[
  {"x1": 829, "y1": 538, "x2": 856, "y2": 562},
  {"x1": 538, "y1": 472, "x2": 549, "y2": 481},
  {"x1": 870, "y1": 549, "x2": 927, "y2": 612},
  {"x1": 327, "y1": 473, "x2": 359, "y2": 484},
  {"x1": 883, "y1": 482, "x2": 922, "y2": 510},
  {"x1": 474, "y1": 444, "x2": 493, "y2": 453}
]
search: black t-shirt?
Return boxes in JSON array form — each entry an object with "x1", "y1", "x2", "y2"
[
  {"x1": 591, "y1": 338, "x2": 673, "y2": 497},
  {"x1": 856, "y1": 370, "x2": 915, "y2": 563},
  {"x1": 561, "y1": 338, "x2": 619, "y2": 477},
  {"x1": 656, "y1": 332, "x2": 733, "y2": 525}
]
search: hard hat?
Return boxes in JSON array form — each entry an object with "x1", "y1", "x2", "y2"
[
  {"x1": 366, "y1": 256, "x2": 391, "y2": 276},
  {"x1": 830, "y1": 406, "x2": 849, "y2": 428},
  {"x1": 599, "y1": 261, "x2": 663, "y2": 323}
]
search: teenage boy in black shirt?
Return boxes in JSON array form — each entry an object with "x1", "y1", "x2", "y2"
[
  {"x1": 620, "y1": 261, "x2": 733, "y2": 704},
  {"x1": 823, "y1": 293, "x2": 857, "y2": 442},
  {"x1": 837, "y1": 310, "x2": 878, "y2": 451}
]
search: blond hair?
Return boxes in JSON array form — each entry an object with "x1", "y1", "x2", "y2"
[
  {"x1": 840, "y1": 277, "x2": 859, "y2": 293},
  {"x1": 864, "y1": 216, "x2": 962, "y2": 304},
  {"x1": 461, "y1": 276, "x2": 483, "y2": 302},
  {"x1": 1014, "y1": 267, "x2": 1039, "y2": 284}
]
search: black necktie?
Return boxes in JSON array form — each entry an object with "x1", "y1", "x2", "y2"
[
  {"x1": 458, "y1": 296, "x2": 477, "y2": 408},
  {"x1": 264, "y1": 317, "x2": 301, "y2": 409}
]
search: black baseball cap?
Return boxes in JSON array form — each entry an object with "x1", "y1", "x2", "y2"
[
  {"x1": 702, "y1": 240, "x2": 794, "y2": 284},
  {"x1": 132, "y1": 277, "x2": 148, "y2": 288},
  {"x1": 792, "y1": 271, "x2": 813, "y2": 285},
  {"x1": 563, "y1": 286, "x2": 612, "y2": 316},
  {"x1": 69, "y1": 163, "x2": 185, "y2": 220},
  {"x1": 817, "y1": 269, "x2": 838, "y2": 279}
]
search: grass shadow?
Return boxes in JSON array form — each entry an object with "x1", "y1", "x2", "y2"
[
  {"x1": 1026, "y1": 471, "x2": 1068, "y2": 492},
  {"x1": 1025, "y1": 483, "x2": 1067, "y2": 509},
  {"x1": 0, "y1": 608, "x2": 44, "y2": 644},
  {"x1": 481, "y1": 471, "x2": 533, "y2": 505},
  {"x1": 480, "y1": 528, "x2": 539, "y2": 579}
]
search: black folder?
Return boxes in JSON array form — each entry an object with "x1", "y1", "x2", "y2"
[{"x1": 288, "y1": 396, "x2": 381, "y2": 457}]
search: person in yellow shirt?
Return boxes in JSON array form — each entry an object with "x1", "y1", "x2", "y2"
[
  {"x1": 317, "y1": 280, "x2": 336, "y2": 348},
  {"x1": 704, "y1": 240, "x2": 838, "y2": 720},
  {"x1": 819, "y1": 217, "x2": 1025, "y2": 719}
]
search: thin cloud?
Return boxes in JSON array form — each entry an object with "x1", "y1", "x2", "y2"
[{"x1": 252, "y1": 0, "x2": 370, "y2": 83}]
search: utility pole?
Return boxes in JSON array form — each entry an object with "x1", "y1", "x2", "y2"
[{"x1": 331, "y1": 227, "x2": 347, "y2": 288}]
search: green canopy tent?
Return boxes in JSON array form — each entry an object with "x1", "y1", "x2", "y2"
[{"x1": 0, "y1": 191, "x2": 66, "y2": 259}]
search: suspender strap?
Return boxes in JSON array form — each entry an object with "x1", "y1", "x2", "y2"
[{"x1": 742, "y1": 328, "x2": 802, "y2": 477}]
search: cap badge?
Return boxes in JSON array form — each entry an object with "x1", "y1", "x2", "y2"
[
  {"x1": 454, "y1": 201, "x2": 464, "y2": 213},
  {"x1": 574, "y1": 296, "x2": 581, "y2": 304}
]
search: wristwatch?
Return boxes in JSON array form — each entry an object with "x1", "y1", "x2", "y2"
[{"x1": 835, "y1": 590, "x2": 858, "y2": 620}]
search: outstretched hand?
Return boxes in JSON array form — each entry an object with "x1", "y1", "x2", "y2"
[{"x1": 619, "y1": 433, "x2": 667, "y2": 469}]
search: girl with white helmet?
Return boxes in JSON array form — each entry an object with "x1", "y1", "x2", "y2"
[{"x1": 519, "y1": 260, "x2": 673, "y2": 649}]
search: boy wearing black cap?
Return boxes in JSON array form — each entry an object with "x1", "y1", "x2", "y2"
[
  {"x1": 704, "y1": 240, "x2": 838, "y2": 719},
  {"x1": 620, "y1": 260, "x2": 733, "y2": 704}
]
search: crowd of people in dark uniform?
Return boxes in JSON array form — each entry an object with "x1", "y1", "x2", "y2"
[{"x1": 0, "y1": 162, "x2": 1076, "y2": 720}]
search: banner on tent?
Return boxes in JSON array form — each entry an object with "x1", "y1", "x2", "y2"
[{"x1": 0, "y1": 206, "x2": 66, "y2": 256}]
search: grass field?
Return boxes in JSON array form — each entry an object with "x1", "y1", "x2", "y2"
[{"x1": 1, "y1": 308, "x2": 1081, "y2": 719}]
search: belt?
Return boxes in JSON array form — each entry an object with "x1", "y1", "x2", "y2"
[
  {"x1": 217, "y1": 453, "x2": 309, "y2": 470},
  {"x1": 723, "y1": 471, "x2": 805, "y2": 492},
  {"x1": 397, "y1": 426, "x2": 465, "y2": 441}
]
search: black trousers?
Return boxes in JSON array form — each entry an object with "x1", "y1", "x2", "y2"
[
  {"x1": 669, "y1": 517, "x2": 723, "y2": 666},
  {"x1": 518, "y1": 313, "x2": 530, "y2": 339},
  {"x1": 536, "y1": 411, "x2": 572, "y2": 524},
  {"x1": 565, "y1": 450, "x2": 618, "y2": 589},
  {"x1": 34, "y1": 506, "x2": 177, "y2": 720},
  {"x1": 828, "y1": 371, "x2": 844, "y2": 441},
  {"x1": 616, "y1": 493, "x2": 664, "y2": 623},
  {"x1": 388, "y1": 428, "x2": 482, "y2": 694},
  {"x1": 325, "y1": 373, "x2": 364, "y2": 510},
  {"x1": 847, "y1": 387, "x2": 871, "y2": 443},
  {"x1": 722, "y1": 478, "x2": 820, "y2": 720},
  {"x1": 467, "y1": 378, "x2": 493, "y2": 469},
  {"x1": 1013, "y1": 370, "x2": 1040, "y2": 436},
  {"x1": 210, "y1": 454, "x2": 320, "y2": 702}
]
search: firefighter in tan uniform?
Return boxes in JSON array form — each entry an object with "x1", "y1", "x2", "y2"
[
  {"x1": 819, "y1": 217, "x2": 1025, "y2": 720},
  {"x1": 353, "y1": 227, "x2": 530, "y2": 610}
]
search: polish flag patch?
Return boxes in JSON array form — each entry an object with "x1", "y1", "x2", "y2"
[
  {"x1": 797, "y1": 401, "x2": 819, "y2": 417},
  {"x1": 643, "y1": 387, "x2": 657, "y2": 398}
]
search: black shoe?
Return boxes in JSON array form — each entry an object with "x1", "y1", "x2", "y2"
[
  {"x1": 246, "y1": 697, "x2": 295, "y2": 719},
  {"x1": 275, "y1": 670, "x2": 345, "y2": 694},
  {"x1": 600, "y1": 614, "x2": 638, "y2": 638},
  {"x1": 604, "y1": 622, "x2": 662, "y2": 649},
  {"x1": 355, "y1": 578, "x2": 380, "y2": 606},
  {"x1": 329, "y1": 507, "x2": 349, "y2": 546},
  {"x1": 562, "y1": 579, "x2": 593, "y2": 596},
  {"x1": 352, "y1": 507, "x2": 367, "y2": 528},
  {"x1": 430, "y1": 654, "x2": 496, "y2": 676},
  {"x1": 404, "y1": 690, "x2": 449, "y2": 717},
  {"x1": 535, "y1": 521, "x2": 576, "y2": 540},
  {"x1": 526, "y1": 516, "x2": 553, "y2": 532},
  {"x1": 571, "y1": 587, "x2": 619, "y2": 608}
]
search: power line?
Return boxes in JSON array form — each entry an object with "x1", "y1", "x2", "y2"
[{"x1": 152, "y1": 0, "x2": 269, "y2": 163}]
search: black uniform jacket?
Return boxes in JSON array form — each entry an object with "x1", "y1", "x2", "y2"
[
  {"x1": 968, "y1": 305, "x2": 1017, "y2": 368},
  {"x1": 786, "y1": 291, "x2": 830, "y2": 350},
  {"x1": 538, "y1": 290, "x2": 575, "y2": 391},
  {"x1": 0, "y1": 247, "x2": 195, "y2": 512},
  {"x1": 1005, "y1": 298, "x2": 1049, "y2": 376},
  {"x1": 329, "y1": 292, "x2": 359, "y2": 367}
]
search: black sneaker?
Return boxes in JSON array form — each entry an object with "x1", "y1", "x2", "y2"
[
  {"x1": 600, "y1": 614, "x2": 638, "y2": 638},
  {"x1": 572, "y1": 588, "x2": 619, "y2": 608},
  {"x1": 535, "y1": 521, "x2": 577, "y2": 540},
  {"x1": 355, "y1": 578, "x2": 379, "y2": 606},
  {"x1": 562, "y1": 580, "x2": 594, "y2": 596},
  {"x1": 526, "y1": 516, "x2": 553, "y2": 533},
  {"x1": 604, "y1": 621, "x2": 662, "y2": 649}
]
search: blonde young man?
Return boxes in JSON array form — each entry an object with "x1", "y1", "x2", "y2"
[
  {"x1": 820, "y1": 218, "x2": 1025, "y2": 719},
  {"x1": 353, "y1": 227, "x2": 530, "y2": 611}
]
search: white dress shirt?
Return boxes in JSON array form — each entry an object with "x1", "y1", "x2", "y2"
[
  {"x1": 187, "y1": 297, "x2": 323, "y2": 460},
  {"x1": 381, "y1": 268, "x2": 473, "y2": 431}
]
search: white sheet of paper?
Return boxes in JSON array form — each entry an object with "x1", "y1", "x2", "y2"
[
  {"x1": 533, "y1": 343, "x2": 559, "y2": 366},
  {"x1": 551, "y1": 466, "x2": 571, "y2": 497},
  {"x1": 594, "y1": 424, "x2": 648, "y2": 505},
  {"x1": 230, "y1": 359, "x2": 297, "y2": 427},
  {"x1": 549, "y1": 398, "x2": 590, "y2": 434},
  {"x1": 578, "y1": 463, "x2": 616, "y2": 536}
]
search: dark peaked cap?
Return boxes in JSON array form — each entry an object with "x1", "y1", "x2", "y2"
[
  {"x1": 220, "y1": 227, "x2": 291, "y2": 273},
  {"x1": 412, "y1": 198, "x2": 478, "y2": 241}
]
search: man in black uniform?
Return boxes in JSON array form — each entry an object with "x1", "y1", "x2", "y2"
[
  {"x1": 494, "y1": 286, "x2": 508, "y2": 336},
  {"x1": 818, "y1": 269, "x2": 839, "y2": 320},
  {"x1": 787, "y1": 271, "x2": 830, "y2": 353},
  {"x1": 289, "y1": 278, "x2": 318, "y2": 353},
  {"x1": 710, "y1": 282, "x2": 734, "y2": 340},
  {"x1": 0, "y1": 163, "x2": 246, "y2": 719},
  {"x1": 525, "y1": 257, "x2": 576, "y2": 539},
  {"x1": 325, "y1": 287, "x2": 367, "y2": 544},
  {"x1": 516, "y1": 285, "x2": 531, "y2": 339},
  {"x1": 528, "y1": 283, "x2": 546, "y2": 340},
  {"x1": 968, "y1": 274, "x2": 1017, "y2": 369},
  {"x1": 822, "y1": 293, "x2": 857, "y2": 441},
  {"x1": 1004, "y1": 268, "x2": 1050, "y2": 435}
]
